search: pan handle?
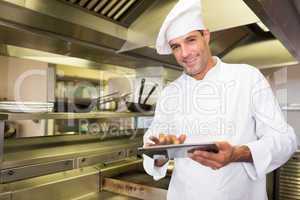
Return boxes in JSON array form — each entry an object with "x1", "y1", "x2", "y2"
[
  {"x1": 143, "y1": 83, "x2": 158, "y2": 105},
  {"x1": 138, "y1": 78, "x2": 145, "y2": 104},
  {"x1": 96, "y1": 91, "x2": 119, "y2": 102}
]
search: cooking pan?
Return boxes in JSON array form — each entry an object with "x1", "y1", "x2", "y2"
[
  {"x1": 126, "y1": 79, "x2": 157, "y2": 112},
  {"x1": 126, "y1": 102, "x2": 154, "y2": 112}
]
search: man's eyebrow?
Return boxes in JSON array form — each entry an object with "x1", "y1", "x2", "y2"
[
  {"x1": 185, "y1": 35, "x2": 197, "y2": 40},
  {"x1": 169, "y1": 42, "x2": 179, "y2": 47}
]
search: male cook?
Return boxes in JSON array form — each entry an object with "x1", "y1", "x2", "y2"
[{"x1": 142, "y1": 0, "x2": 297, "y2": 199}]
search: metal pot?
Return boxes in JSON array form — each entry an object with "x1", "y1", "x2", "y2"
[{"x1": 98, "y1": 100, "x2": 118, "y2": 111}]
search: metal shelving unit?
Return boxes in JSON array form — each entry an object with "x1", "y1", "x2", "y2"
[
  {"x1": 0, "y1": 111, "x2": 154, "y2": 170},
  {"x1": 0, "y1": 111, "x2": 154, "y2": 188}
]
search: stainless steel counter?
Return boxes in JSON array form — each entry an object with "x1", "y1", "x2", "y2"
[
  {"x1": 0, "y1": 131, "x2": 145, "y2": 184},
  {"x1": 0, "y1": 157, "x2": 168, "y2": 200}
]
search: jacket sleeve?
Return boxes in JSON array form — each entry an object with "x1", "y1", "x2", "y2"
[
  {"x1": 142, "y1": 89, "x2": 176, "y2": 180},
  {"x1": 243, "y1": 69, "x2": 297, "y2": 180},
  {"x1": 143, "y1": 154, "x2": 169, "y2": 181}
]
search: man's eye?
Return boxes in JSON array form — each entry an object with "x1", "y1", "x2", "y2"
[
  {"x1": 187, "y1": 38, "x2": 196, "y2": 42},
  {"x1": 171, "y1": 45, "x2": 179, "y2": 50}
]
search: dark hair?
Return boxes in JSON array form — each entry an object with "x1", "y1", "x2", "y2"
[{"x1": 198, "y1": 30, "x2": 204, "y2": 35}]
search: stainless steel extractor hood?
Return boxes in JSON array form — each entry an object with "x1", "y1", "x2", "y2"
[
  {"x1": 0, "y1": 0, "x2": 180, "y2": 69},
  {"x1": 59, "y1": 0, "x2": 156, "y2": 27},
  {"x1": 242, "y1": 0, "x2": 300, "y2": 62},
  {"x1": 0, "y1": 0, "x2": 298, "y2": 70}
]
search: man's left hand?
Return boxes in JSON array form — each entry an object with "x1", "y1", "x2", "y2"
[
  {"x1": 188, "y1": 141, "x2": 252, "y2": 170},
  {"x1": 188, "y1": 141, "x2": 234, "y2": 170}
]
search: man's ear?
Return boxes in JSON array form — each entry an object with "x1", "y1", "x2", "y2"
[{"x1": 203, "y1": 29, "x2": 210, "y2": 44}]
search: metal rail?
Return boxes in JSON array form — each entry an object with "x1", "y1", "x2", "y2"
[{"x1": 0, "y1": 111, "x2": 154, "y2": 120}]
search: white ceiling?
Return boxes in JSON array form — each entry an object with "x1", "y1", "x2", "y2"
[{"x1": 203, "y1": 0, "x2": 259, "y2": 31}]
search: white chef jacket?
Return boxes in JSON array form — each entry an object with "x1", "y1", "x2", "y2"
[{"x1": 143, "y1": 57, "x2": 297, "y2": 200}]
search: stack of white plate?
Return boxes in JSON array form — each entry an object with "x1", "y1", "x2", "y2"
[{"x1": 0, "y1": 101, "x2": 54, "y2": 113}]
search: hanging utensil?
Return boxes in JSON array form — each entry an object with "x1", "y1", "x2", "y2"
[
  {"x1": 125, "y1": 79, "x2": 157, "y2": 112},
  {"x1": 138, "y1": 78, "x2": 145, "y2": 104},
  {"x1": 143, "y1": 83, "x2": 158, "y2": 105}
]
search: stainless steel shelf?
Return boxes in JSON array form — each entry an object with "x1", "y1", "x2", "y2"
[
  {"x1": 281, "y1": 104, "x2": 300, "y2": 111},
  {"x1": 281, "y1": 107, "x2": 300, "y2": 111},
  {"x1": 0, "y1": 111, "x2": 154, "y2": 120}
]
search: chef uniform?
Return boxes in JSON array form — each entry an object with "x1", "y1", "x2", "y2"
[{"x1": 142, "y1": 0, "x2": 298, "y2": 200}]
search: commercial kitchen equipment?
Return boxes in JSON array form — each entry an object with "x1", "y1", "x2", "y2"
[{"x1": 0, "y1": 111, "x2": 172, "y2": 200}]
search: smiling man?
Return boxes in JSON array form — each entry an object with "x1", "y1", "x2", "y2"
[
  {"x1": 142, "y1": 0, "x2": 297, "y2": 199},
  {"x1": 169, "y1": 30, "x2": 214, "y2": 80}
]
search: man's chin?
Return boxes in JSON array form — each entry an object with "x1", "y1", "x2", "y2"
[{"x1": 184, "y1": 68, "x2": 203, "y2": 76}]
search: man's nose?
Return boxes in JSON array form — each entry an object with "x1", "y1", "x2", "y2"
[{"x1": 181, "y1": 45, "x2": 190, "y2": 58}]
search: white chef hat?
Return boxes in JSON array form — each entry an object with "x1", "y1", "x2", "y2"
[{"x1": 156, "y1": 0, "x2": 205, "y2": 55}]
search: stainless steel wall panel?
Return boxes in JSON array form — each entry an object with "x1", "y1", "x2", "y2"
[{"x1": 0, "y1": 159, "x2": 74, "y2": 183}]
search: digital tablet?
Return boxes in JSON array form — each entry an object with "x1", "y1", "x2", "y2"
[{"x1": 138, "y1": 143, "x2": 219, "y2": 158}]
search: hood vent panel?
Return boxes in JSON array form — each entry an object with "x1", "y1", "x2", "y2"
[{"x1": 61, "y1": 0, "x2": 155, "y2": 27}]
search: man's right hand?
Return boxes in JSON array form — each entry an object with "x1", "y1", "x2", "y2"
[{"x1": 145, "y1": 134, "x2": 186, "y2": 167}]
